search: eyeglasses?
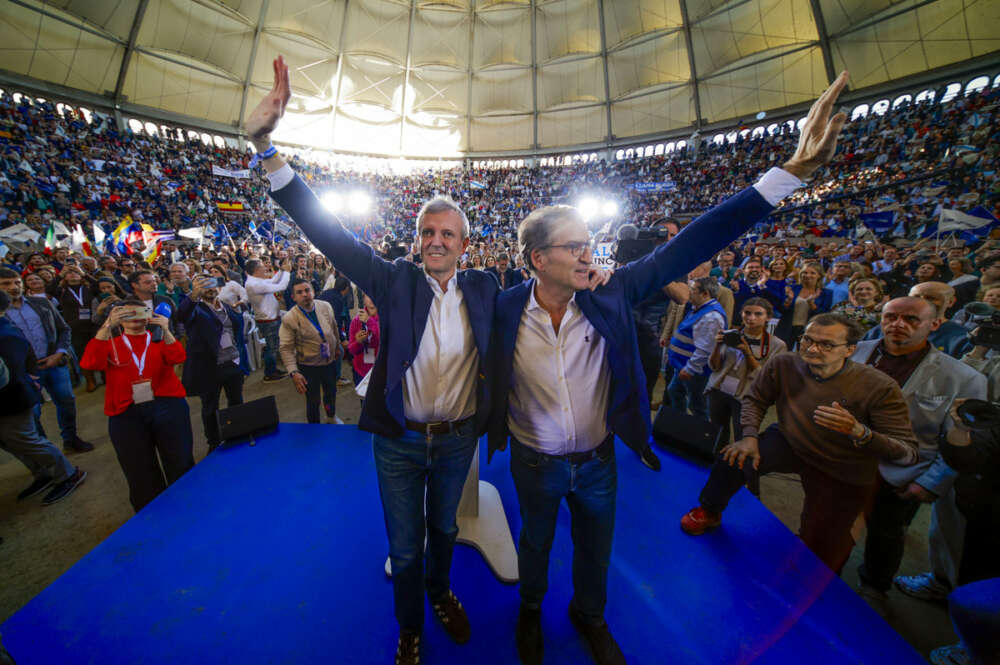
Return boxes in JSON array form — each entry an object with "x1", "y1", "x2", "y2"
[
  {"x1": 544, "y1": 240, "x2": 593, "y2": 258},
  {"x1": 798, "y1": 334, "x2": 850, "y2": 352}
]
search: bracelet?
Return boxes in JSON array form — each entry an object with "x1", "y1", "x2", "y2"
[
  {"x1": 851, "y1": 424, "x2": 872, "y2": 447},
  {"x1": 249, "y1": 144, "x2": 277, "y2": 168}
]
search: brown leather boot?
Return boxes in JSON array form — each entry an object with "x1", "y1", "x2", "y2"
[{"x1": 83, "y1": 369, "x2": 97, "y2": 392}]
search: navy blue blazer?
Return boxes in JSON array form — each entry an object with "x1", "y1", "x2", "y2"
[
  {"x1": 485, "y1": 266, "x2": 523, "y2": 290},
  {"x1": 271, "y1": 174, "x2": 499, "y2": 439},
  {"x1": 488, "y1": 186, "x2": 774, "y2": 461},
  {"x1": 176, "y1": 296, "x2": 251, "y2": 394}
]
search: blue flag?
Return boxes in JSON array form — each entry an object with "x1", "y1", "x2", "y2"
[{"x1": 859, "y1": 211, "x2": 895, "y2": 234}]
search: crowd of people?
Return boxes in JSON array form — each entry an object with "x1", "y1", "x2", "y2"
[{"x1": 1, "y1": 66, "x2": 999, "y2": 665}]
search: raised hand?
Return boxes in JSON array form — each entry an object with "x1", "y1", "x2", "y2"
[
  {"x1": 783, "y1": 71, "x2": 850, "y2": 180},
  {"x1": 245, "y1": 56, "x2": 291, "y2": 148}
]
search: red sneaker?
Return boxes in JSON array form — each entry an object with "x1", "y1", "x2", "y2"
[{"x1": 680, "y1": 507, "x2": 722, "y2": 535}]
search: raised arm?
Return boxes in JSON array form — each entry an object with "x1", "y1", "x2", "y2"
[
  {"x1": 244, "y1": 56, "x2": 395, "y2": 304},
  {"x1": 618, "y1": 72, "x2": 850, "y2": 305}
]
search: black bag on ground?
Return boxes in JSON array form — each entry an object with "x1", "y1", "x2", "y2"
[
  {"x1": 216, "y1": 395, "x2": 279, "y2": 445},
  {"x1": 651, "y1": 405, "x2": 722, "y2": 466}
]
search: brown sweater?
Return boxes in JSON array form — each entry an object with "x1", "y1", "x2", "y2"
[{"x1": 740, "y1": 352, "x2": 919, "y2": 486}]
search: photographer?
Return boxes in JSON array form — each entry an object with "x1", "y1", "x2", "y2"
[
  {"x1": 706, "y1": 298, "x2": 787, "y2": 445},
  {"x1": 178, "y1": 274, "x2": 251, "y2": 453},
  {"x1": 347, "y1": 293, "x2": 379, "y2": 385},
  {"x1": 80, "y1": 299, "x2": 194, "y2": 512}
]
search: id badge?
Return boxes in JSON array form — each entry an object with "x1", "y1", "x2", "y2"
[
  {"x1": 78, "y1": 308, "x2": 91, "y2": 321},
  {"x1": 363, "y1": 348, "x2": 375, "y2": 364},
  {"x1": 219, "y1": 331, "x2": 234, "y2": 349},
  {"x1": 719, "y1": 375, "x2": 741, "y2": 396},
  {"x1": 132, "y1": 379, "x2": 154, "y2": 404},
  {"x1": 319, "y1": 342, "x2": 331, "y2": 360}
]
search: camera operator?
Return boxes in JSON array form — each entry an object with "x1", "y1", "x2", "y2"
[
  {"x1": 178, "y1": 274, "x2": 251, "y2": 453},
  {"x1": 80, "y1": 299, "x2": 194, "y2": 512},
  {"x1": 850, "y1": 297, "x2": 986, "y2": 610},
  {"x1": 706, "y1": 298, "x2": 787, "y2": 446},
  {"x1": 681, "y1": 313, "x2": 919, "y2": 574},
  {"x1": 666, "y1": 277, "x2": 727, "y2": 420}
]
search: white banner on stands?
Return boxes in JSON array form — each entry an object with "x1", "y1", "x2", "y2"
[{"x1": 212, "y1": 165, "x2": 251, "y2": 179}]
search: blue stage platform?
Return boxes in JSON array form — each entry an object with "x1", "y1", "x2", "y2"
[{"x1": 1, "y1": 424, "x2": 924, "y2": 665}]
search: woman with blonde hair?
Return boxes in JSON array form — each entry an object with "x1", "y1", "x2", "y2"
[{"x1": 775, "y1": 260, "x2": 833, "y2": 344}]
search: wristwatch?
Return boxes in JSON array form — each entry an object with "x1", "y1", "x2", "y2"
[{"x1": 851, "y1": 424, "x2": 873, "y2": 448}]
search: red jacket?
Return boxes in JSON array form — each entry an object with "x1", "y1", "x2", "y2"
[{"x1": 81, "y1": 335, "x2": 187, "y2": 416}]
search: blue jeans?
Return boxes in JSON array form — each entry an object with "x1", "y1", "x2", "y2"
[
  {"x1": 667, "y1": 370, "x2": 709, "y2": 421},
  {"x1": 258, "y1": 320, "x2": 281, "y2": 376},
  {"x1": 510, "y1": 438, "x2": 617, "y2": 623},
  {"x1": 373, "y1": 421, "x2": 479, "y2": 632},
  {"x1": 32, "y1": 363, "x2": 78, "y2": 444},
  {"x1": 0, "y1": 407, "x2": 75, "y2": 483}
]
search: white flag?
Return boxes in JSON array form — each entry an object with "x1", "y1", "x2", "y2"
[
  {"x1": 939, "y1": 208, "x2": 993, "y2": 232},
  {"x1": 212, "y1": 165, "x2": 251, "y2": 179},
  {"x1": 178, "y1": 227, "x2": 206, "y2": 240},
  {"x1": 0, "y1": 223, "x2": 42, "y2": 243}
]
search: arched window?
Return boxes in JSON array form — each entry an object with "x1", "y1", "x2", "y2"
[
  {"x1": 12, "y1": 92, "x2": 23, "y2": 104},
  {"x1": 79, "y1": 107, "x2": 93, "y2": 124},
  {"x1": 213, "y1": 135, "x2": 225, "y2": 148},
  {"x1": 642, "y1": 145, "x2": 652, "y2": 157},
  {"x1": 665, "y1": 142, "x2": 675, "y2": 153},
  {"x1": 892, "y1": 94, "x2": 912, "y2": 109},
  {"x1": 993, "y1": 73, "x2": 1000, "y2": 88},
  {"x1": 851, "y1": 104, "x2": 869, "y2": 120},
  {"x1": 941, "y1": 82, "x2": 962, "y2": 103},
  {"x1": 784, "y1": 119, "x2": 796, "y2": 133},
  {"x1": 625, "y1": 148, "x2": 634, "y2": 159},
  {"x1": 871, "y1": 99, "x2": 890, "y2": 116},
  {"x1": 127, "y1": 118, "x2": 144, "y2": 133},
  {"x1": 965, "y1": 75, "x2": 990, "y2": 96},
  {"x1": 200, "y1": 132, "x2": 212, "y2": 145},
  {"x1": 712, "y1": 133, "x2": 725, "y2": 145},
  {"x1": 654, "y1": 144, "x2": 664, "y2": 155},
  {"x1": 615, "y1": 149, "x2": 625, "y2": 160},
  {"x1": 796, "y1": 117, "x2": 807, "y2": 131},
  {"x1": 676, "y1": 140, "x2": 686, "y2": 150},
  {"x1": 751, "y1": 126, "x2": 765, "y2": 139},
  {"x1": 725, "y1": 131, "x2": 737, "y2": 144},
  {"x1": 56, "y1": 102, "x2": 71, "y2": 116},
  {"x1": 766, "y1": 123, "x2": 779, "y2": 135},
  {"x1": 588, "y1": 154, "x2": 596, "y2": 162},
  {"x1": 916, "y1": 89, "x2": 936, "y2": 104}
]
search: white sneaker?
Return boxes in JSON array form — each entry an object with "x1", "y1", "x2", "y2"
[
  {"x1": 894, "y1": 572, "x2": 950, "y2": 602},
  {"x1": 929, "y1": 644, "x2": 970, "y2": 665}
]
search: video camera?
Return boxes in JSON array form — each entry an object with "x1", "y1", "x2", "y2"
[
  {"x1": 612, "y1": 220, "x2": 676, "y2": 264},
  {"x1": 963, "y1": 302, "x2": 1000, "y2": 350}
]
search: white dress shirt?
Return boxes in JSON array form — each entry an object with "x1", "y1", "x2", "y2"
[
  {"x1": 402, "y1": 271, "x2": 479, "y2": 423},
  {"x1": 245, "y1": 271, "x2": 289, "y2": 321},
  {"x1": 508, "y1": 285, "x2": 611, "y2": 455}
]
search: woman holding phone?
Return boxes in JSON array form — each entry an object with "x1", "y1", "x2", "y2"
[{"x1": 80, "y1": 298, "x2": 194, "y2": 512}]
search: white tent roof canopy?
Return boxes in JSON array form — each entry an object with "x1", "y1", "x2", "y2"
[{"x1": 2, "y1": 0, "x2": 998, "y2": 156}]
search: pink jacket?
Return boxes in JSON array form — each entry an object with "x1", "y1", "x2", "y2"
[{"x1": 347, "y1": 314, "x2": 380, "y2": 377}]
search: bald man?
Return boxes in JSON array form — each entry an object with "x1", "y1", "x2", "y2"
[
  {"x1": 851, "y1": 297, "x2": 985, "y2": 613},
  {"x1": 863, "y1": 282, "x2": 972, "y2": 358}
]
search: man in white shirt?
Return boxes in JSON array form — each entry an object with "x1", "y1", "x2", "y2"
[{"x1": 244, "y1": 257, "x2": 291, "y2": 382}]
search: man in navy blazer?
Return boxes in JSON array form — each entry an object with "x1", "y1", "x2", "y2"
[
  {"x1": 490, "y1": 72, "x2": 852, "y2": 665},
  {"x1": 177, "y1": 275, "x2": 251, "y2": 452},
  {"x1": 485, "y1": 252, "x2": 523, "y2": 290}
]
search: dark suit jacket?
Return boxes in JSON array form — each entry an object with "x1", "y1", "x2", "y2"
[
  {"x1": 18, "y1": 296, "x2": 72, "y2": 357},
  {"x1": 0, "y1": 317, "x2": 40, "y2": 415},
  {"x1": 488, "y1": 186, "x2": 774, "y2": 460},
  {"x1": 485, "y1": 266, "x2": 522, "y2": 290},
  {"x1": 176, "y1": 296, "x2": 251, "y2": 394},
  {"x1": 271, "y1": 173, "x2": 499, "y2": 439}
]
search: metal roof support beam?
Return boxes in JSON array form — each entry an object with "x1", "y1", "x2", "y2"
[
  {"x1": 807, "y1": 0, "x2": 836, "y2": 84},
  {"x1": 237, "y1": 0, "x2": 269, "y2": 131},
  {"x1": 466, "y1": 7, "x2": 476, "y2": 155},
  {"x1": 596, "y1": 0, "x2": 613, "y2": 142},
  {"x1": 398, "y1": 0, "x2": 418, "y2": 154},
  {"x1": 678, "y1": 0, "x2": 702, "y2": 128},
  {"x1": 329, "y1": 0, "x2": 352, "y2": 146},
  {"x1": 114, "y1": 0, "x2": 150, "y2": 103},
  {"x1": 530, "y1": 0, "x2": 539, "y2": 150}
]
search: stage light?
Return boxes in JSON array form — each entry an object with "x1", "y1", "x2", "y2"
[
  {"x1": 601, "y1": 201, "x2": 619, "y2": 217},
  {"x1": 577, "y1": 197, "x2": 599, "y2": 221},
  {"x1": 321, "y1": 193, "x2": 342, "y2": 213},
  {"x1": 348, "y1": 192, "x2": 371, "y2": 215}
]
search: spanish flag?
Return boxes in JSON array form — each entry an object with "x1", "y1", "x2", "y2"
[{"x1": 217, "y1": 201, "x2": 245, "y2": 213}]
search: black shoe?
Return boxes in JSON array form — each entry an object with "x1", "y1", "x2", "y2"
[
  {"x1": 395, "y1": 629, "x2": 420, "y2": 665},
  {"x1": 639, "y1": 446, "x2": 661, "y2": 471},
  {"x1": 17, "y1": 475, "x2": 54, "y2": 500},
  {"x1": 431, "y1": 589, "x2": 471, "y2": 644},
  {"x1": 42, "y1": 469, "x2": 87, "y2": 506},
  {"x1": 516, "y1": 605, "x2": 543, "y2": 665},
  {"x1": 262, "y1": 372, "x2": 287, "y2": 383},
  {"x1": 569, "y1": 605, "x2": 626, "y2": 665},
  {"x1": 63, "y1": 437, "x2": 95, "y2": 453}
]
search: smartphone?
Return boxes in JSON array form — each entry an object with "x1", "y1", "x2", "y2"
[
  {"x1": 120, "y1": 305, "x2": 152, "y2": 321},
  {"x1": 216, "y1": 277, "x2": 226, "y2": 287}
]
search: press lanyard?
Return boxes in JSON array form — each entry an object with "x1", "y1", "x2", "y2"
[
  {"x1": 299, "y1": 306, "x2": 326, "y2": 341},
  {"x1": 121, "y1": 332, "x2": 151, "y2": 377},
  {"x1": 67, "y1": 287, "x2": 85, "y2": 307}
]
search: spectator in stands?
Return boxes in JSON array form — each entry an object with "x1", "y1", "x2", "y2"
[
  {"x1": 826, "y1": 262, "x2": 853, "y2": 305},
  {"x1": 91, "y1": 277, "x2": 122, "y2": 326},
  {"x1": 279, "y1": 278, "x2": 342, "y2": 424},
  {"x1": 55, "y1": 265, "x2": 98, "y2": 391},
  {"x1": 710, "y1": 250, "x2": 739, "y2": 284},
  {"x1": 947, "y1": 258, "x2": 979, "y2": 310},
  {"x1": 177, "y1": 274, "x2": 251, "y2": 452},
  {"x1": 244, "y1": 257, "x2": 291, "y2": 383},
  {"x1": 113, "y1": 257, "x2": 135, "y2": 294},
  {"x1": 208, "y1": 264, "x2": 248, "y2": 310},
  {"x1": 681, "y1": 313, "x2": 920, "y2": 574},
  {"x1": 486, "y1": 252, "x2": 522, "y2": 290},
  {"x1": 666, "y1": 277, "x2": 727, "y2": 420},
  {"x1": 82, "y1": 300, "x2": 192, "y2": 511},
  {"x1": 318, "y1": 276, "x2": 352, "y2": 348},
  {"x1": 864, "y1": 281, "x2": 973, "y2": 358},
  {"x1": 831, "y1": 277, "x2": 884, "y2": 333},
  {"x1": 730, "y1": 257, "x2": 779, "y2": 319},
  {"x1": 775, "y1": 261, "x2": 831, "y2": 344},
  {"x1": 347, "y1": 294, "x2": 379, "y2": 385},
  {"x1": 851, "y1": 297, "x2": 986, "y2": 613},
  {"x1": 0, "y1": 291, "x2": 87, "y2": 506},
  {"x1": 0, "y1": 268, "x2": 94, "y2": 453},
  {"x1": 157, "y1": 263, "x2": 190, "y2": 305},
  {"x1": 706, "y1": 297, "x2": 786, "y2": 446}
]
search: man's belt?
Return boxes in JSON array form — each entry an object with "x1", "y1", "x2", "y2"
[
  {"x1": 406, "y1": 415, "x2": 474, "y2": 436},
  {"x1": 255, "y1": 318, "x2": 278, "y2": 324},
  {"x1": 521, "y1": 432, "x2": 614, "y2": 465}
]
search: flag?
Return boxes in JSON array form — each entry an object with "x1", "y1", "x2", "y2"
[
  {"x1": 939, "y1": 208, "x2": 996, "y2": 233},
  {"x1": 43, "y1": 225, "x2": 57, "y2": 254},
  {"x1": 469, "y1": 180, "x2": 488, "y2": 190},
  {"x1": 71, "y1": 224, "x2": 93, "y2": 256},
  {"x1": 217, "y1": 202, "x2": 245, "y2": 213},
  {"x1": 93, "y1": 223, "x2": 106, "y2": 248},
  {"x1": 141, "y1": 239, "x2": 162, "y2": 265},
  {"x1": 178, "y1": 227, "x2": 206, "y2": 240},
  {"x1": 859, "y1": 211, "x2": 895, "y2": 234},
  {"x1": 0, "y1": 239, "x2": 8, "y2": 260},
  {"x1": 248, "y1": 219, "x2": 259, "y2": 238},
  {"x1": 0, "y1": 223, "x2": 42, "y2": 244},
  {"x1": 212, "y1": 165, "x2": 251, "y2": 179}
]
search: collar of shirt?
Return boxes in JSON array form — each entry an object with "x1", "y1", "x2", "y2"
[
  {"x1": 526, "y1": 282, "x2": 578, "y2": 319},
  {"x1": 423, "y1": 269, "x2": 457, "y2": 296}
]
